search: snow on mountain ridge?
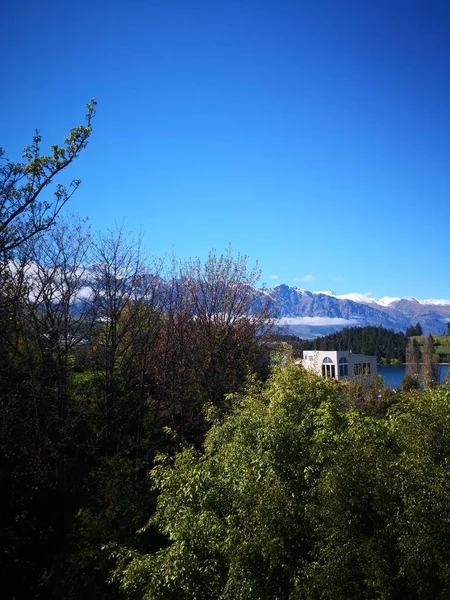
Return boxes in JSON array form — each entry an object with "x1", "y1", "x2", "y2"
[
  {"x1": 303, "y1": 291, "x2": 449, "y2": 307},
  {"x1": 312, "y1": 290, "x2": 334, "y2": 296},
  {"x1": 335, "y1": 293, "x2": 376, "y2": 304},
  {"x1": 421, "y1": 299, "x2": 450, "y2": 306},
  {"x1": 270, "y1": 285, "x2": 450, "y2": 308},
  {"x1": 270, "y1": 286, "x2": 450, "y2": 337},
  {"x1": 377, "y1": 296, "x2": 401, "y2": 306}
]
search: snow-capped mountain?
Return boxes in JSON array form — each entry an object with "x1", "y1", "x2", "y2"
[{"x1": 270, "y1": 285, "x2": 450, "y2": 338}]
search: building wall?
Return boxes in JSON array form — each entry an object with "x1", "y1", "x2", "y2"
[{"x1": 302, "y1": 350, "x2": 377, "y2": 380}]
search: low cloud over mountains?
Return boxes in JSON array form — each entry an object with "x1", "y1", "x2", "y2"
[{"x1": 271, "y1": 285, "x2": 450, "y2": 338}]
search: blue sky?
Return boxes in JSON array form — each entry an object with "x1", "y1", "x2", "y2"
[{"x1": 2, "y1": 0, "x2": 449, "y2": 299}]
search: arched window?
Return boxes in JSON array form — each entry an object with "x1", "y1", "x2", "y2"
[
  {"x1": 339, "y1": 357, "x2": 348, "y2": 377},
  {"x1": 322, "y1": 357, "x2": 335, "y2": 378}
]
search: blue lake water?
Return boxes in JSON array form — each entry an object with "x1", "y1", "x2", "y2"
[{"x1": 378, "y1": 364, "x2": 450, "y2": 389}]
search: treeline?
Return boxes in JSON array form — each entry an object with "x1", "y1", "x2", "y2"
[
  {"x1": 112, "y1": 362, "x2": 450, "y2": 599},
  {"x1": 0, "y1": 107, "x2": 277, "y2": 599},
  {"x1": 306, "y1": 325, "x2": 407, "y2": 362},
  {"x1": 3, "y1": 105, "x2": 450, "y2": 600},
  {"x1": 0, "y1": 222, "x2": 275, "y2": 599}
]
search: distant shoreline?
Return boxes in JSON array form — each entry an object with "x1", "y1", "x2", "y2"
[{"x1": 385, "y1": 362, "x2": 450, "y2": 366}]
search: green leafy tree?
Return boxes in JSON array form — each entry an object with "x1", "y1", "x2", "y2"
[
  {"x1": 111, "y1": 361, "x2": 450, "y2": 600},
  {"x1": 111, "y1": 364, "x2": 345, "y2": 599},
  {"x1": 406, "y1": 322, "x2": 423, "y2": 337},
  {"x1": 390, "y1": 386, "x2": 450, "y2": 597},
  {"x1": 308, "y1": 326, "x2": 407, "y2": 362},
  {"x1": 401, "y1": 374, "x2": 421, "y2": 392},
  {"x1": 0, "y1": 100, "x2": 96, "y2": 254},
  {"x1": 302, "y1": 412, "x2": 400, "y2": 599},
  {"x1": 0, "y1": 103, "x2": 99, "y2": 600}
]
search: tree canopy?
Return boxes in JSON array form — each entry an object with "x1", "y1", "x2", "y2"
[
  {"x1": 0, "y1": 100, "x2": 96, "y2": 253},
  {"x1": 113, "y1": 361, "x2": 450, "y2": 599},
  {"x1": 306, "y1": 325, "x2": 407, "y2": 362},
  {"x1": 2, "y1": 104, "x2": 450, "y2": 600},
  {"x1": 406, "y1": 322, "x2": 423, "y2": 337}
]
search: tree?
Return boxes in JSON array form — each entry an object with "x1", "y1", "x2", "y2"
[
  {"x1": 0, "y1": 100, "x2": 96, "y2": 254},
  {"x1": 390, "y1": 386, "x2": 450, "y2": 597},
  {"x1": 11, "y1": 216, "x2": 96, "y2": 404},
  {"x1": 112, "y1": 363, "x2": 343, "y2": 600},
  {"x1": 112, "y1": 363, "x2": 450, "y2": 600},
  {"x1": 405, "y1": 338, "x2": 421, "y2": 381},
  {"x1": 90, "y1": 226, "x2": 151, "y2": 450},
  {"x1": 400, "y1": 374, "x2": 421, "y2": 392},
  {"x1": 0, "y1": 218, "x2": 100, "y2": 600},
  {"x1": 143, "y1": 247, "x2": 275, "y2": 443},
  {"x1": 406, "y1": 322, "x2": 423, "y2": 337},
  {"x1": 421, "y1": 334, "x2": 438, "y2": 386},
  {"x1": 309, "y1": 326, "x2": 407, "y2": 362},
  {"x1": 175, "y1": 246, "x2": 275, "y2": 433}
]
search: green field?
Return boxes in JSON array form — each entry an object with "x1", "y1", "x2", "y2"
[{"x1": 413, "y1": 335, "x2": 450, "y2": 360}]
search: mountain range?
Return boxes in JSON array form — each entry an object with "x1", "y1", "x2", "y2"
[{"x1": 270, "y1": 286, "x2": 450, "y2": 338}]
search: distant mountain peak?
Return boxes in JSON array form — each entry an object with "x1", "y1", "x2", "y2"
[
  {"x1": 269, "y1": 287, "x2": 450, "y2": 308},
  {"x1": 269, "y1": 285, "x2": 450, "y2": 338}
]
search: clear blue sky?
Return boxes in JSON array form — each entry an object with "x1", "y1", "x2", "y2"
[{"x1": 2, "y1": 0, "x2": 449, "y2": 299}]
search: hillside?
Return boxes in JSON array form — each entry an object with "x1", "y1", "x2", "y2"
[
  {"x1": 271, "y1": 286, "x2": 450, "y2": 337},
  {"x1": 303, "y1": 326, "x2": 407, "y2": 362},
  {"x1": 413, "y1": 334, "x2": 450, "y2": 362}
]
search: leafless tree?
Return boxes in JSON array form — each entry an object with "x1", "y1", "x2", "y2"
[
  {"x1": 9, "y1": 216, "x2": 95, "y2": 413},
  {"x1": 421, "y1": 334, "x2": 438, "y2": 385},
  {"x1": 152, "y1": 247, "x2": 275, "y2": 439},
  {"x1": 89, "y1": 226, "x2": 166, "y2": 451},
  {"x1": 406, "y1": 337, "x2": 421, "y2": 381}
]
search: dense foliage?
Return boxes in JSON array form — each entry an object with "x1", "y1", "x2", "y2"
[
  {"x1": 406, "y1": 322, "x2": 423, "y2": 337},
  {"x1": 0, "y1": 225, "x2": 274, "y2": 599},
  {"x1": 113, "y1": 361, "x2": 450, "y2": 600},
  {"x1": 2, "y1": 110, "x2": 449, "y2": 600},
  {"x1": 306, "y1": 325, "x2": 407, "y2": 362},
  {"x1": 0, "y1": 116, "x2": 274, "y2": 598},
  {"x1": 0, "y1": 101, "x2": 96, "y2": 253}
]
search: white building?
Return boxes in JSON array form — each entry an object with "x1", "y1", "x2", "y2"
[{"x1": 302, "y1": 350, "x2": 377, "y2": 381}]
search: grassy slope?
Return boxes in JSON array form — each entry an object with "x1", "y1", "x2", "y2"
[{"x1": 413, "y1": 335, "x2": 450, "y2": 361}]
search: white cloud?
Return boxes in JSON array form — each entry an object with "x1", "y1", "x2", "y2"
[
  {"x1": 333, "y1": 276, "x2": 344, "y2": 282},
  {"x1": 294, "y1": 274, "x2": 316, "y2": 283},
  {"x1": 270, "y1": 274, "x2": 279, "y2": 280},
  {"x1": 277, "y1": 316, "x2": 360, "y2": 327},
  {"x1": 76, "y1": 286, "x2": 94, "y2": 300}
]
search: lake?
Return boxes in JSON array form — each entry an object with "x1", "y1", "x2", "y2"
[{"x1": 378, "y1": 364, "x2": 450, "y2": 389}]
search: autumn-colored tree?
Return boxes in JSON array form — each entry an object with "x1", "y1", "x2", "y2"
[
  {"x1": 182, "y1": 247, "x2": 274, "y2": 410},
  {"x1": 154, "y1": 247, "x2": 275, "y2": 440}
]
